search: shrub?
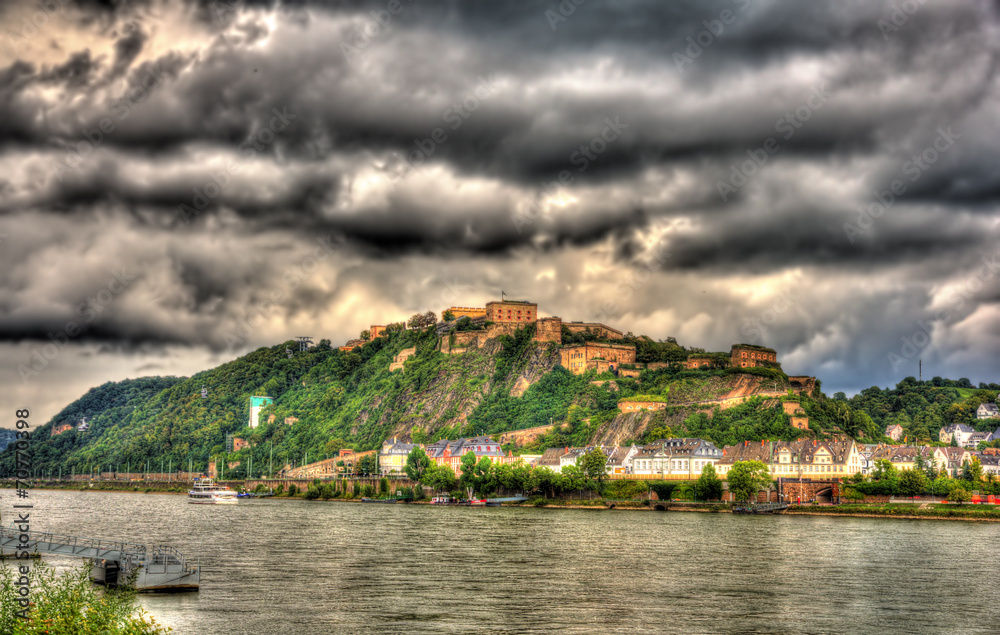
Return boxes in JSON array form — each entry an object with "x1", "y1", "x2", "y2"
[
  {"x1": 303, "y1": 484, "x2": 321, "y2": 500},
  {"x1": 275, "y1": 484, "x2": 285, "y2": 496},
  {"x1": 606, "y1": 479, "x2": 646, "y2": 500},
  {"x1": 287, "y1": 484, "x2": 298, "y2": 497},
  {"x1": 948, "y1": 487, "x2": 971, "y2": 504},
  {"x1": 0, "y1": 560, "x2": 168, "y2": 634},
  {"x1": 842, "y1": 488, "x2": 865, "y2": 501}
]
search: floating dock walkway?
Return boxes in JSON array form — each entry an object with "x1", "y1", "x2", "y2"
[{"x1": 0, "y1": 527, "x2": 200, "y2": 591}]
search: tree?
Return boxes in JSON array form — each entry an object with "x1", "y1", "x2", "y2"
[
  {"x1": 358, "y1": 454, "x2": 377, "y2": 476},
  {"x1": 948, "y1": 486, "x2": 971, "y2": 505},
  {"x1": 360, "y1": 329, "x2": 371, "y2": 341},
  {"x1": 324, "y1": 438, "x2": 344, "y2": 456},
  {"x1": 871, "y1": 459, "x2": 899, "y2": 486},
  {"x1": 727, "y1": 460, "x2": 772, "y2": 503},
  {"x1": 578, "y1": 448, "x2": 608, "y2": 485},
  {"x1": 560, "y1": 464, "x2": 588, "y2": 496},
  {"x1": 459, "y1": 451, "x2": 483, "y2": 499},
  {"x1": 962, "y1": 458, "x2": 984, "y2": 484},
  {"x1": 404, "y1": 447, "x2": 431, "y2": 482},
  {"x1": 695, "y1": 463, "x2": 723, "y2": 501},
  {"x1": 422, "y1": 463, "x2": 457, "y2": 493},
  {"x1": 899, "y1": 469, "x2": 927, "y2": 500},
  {"x1": 406, "y1": 311, "x2": 437, "y2": 330},
  {"x1": 442, "y1": 309, "x2": 455, "y2": 322}
]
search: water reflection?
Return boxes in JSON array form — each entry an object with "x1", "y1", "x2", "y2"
[{"x1": 9, "y1": 490, "x2": 999, "y2": 634}]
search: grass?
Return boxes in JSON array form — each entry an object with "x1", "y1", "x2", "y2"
[{"x1": 790, "y1": 502, "x2": 1000, "y2": 519}]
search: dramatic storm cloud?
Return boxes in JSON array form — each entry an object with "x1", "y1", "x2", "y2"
[{"x1": 2, "y1": 0, "x2": 1000, "y2": 424}]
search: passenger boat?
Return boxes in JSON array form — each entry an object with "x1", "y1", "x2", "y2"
[{"x1": 188, "y1": 478, "x2": 238, "y2": 504}]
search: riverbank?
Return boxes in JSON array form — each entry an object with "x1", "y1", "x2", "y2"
[
  {"x1": 8, "y1": 483, "x2": 1000, "y2": 520},
  {"x1": 785, "y1": 503, "x2": 1000, "y2": 522}
]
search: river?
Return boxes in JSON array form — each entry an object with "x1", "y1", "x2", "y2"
[{"x1": 9, "y1": 489, "x2": 1000, "y2": 633}]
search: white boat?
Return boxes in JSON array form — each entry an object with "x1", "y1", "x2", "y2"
[{"x1": 188, "y1": 478, "x2": 238, "y2": 504}]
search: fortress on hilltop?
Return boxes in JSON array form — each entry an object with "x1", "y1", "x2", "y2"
[{"x1": 337, "y1": 297, "x2": 799, "y2": 379}]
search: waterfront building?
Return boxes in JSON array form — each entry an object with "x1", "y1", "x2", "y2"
[
  {"x1": 630, "y1": 438, "x2": 723, "y2": 477},
  {"x1": 716, "y1": 439, "x2": 862, "y2": 479},
  {"x1": 378, "y1": 438, "x2": 421, "y2": 476},
  {"x1": 425, "y1": 436, "x2": 516, "y2": 476},
  {"x1": 559, "y1": 447, "x2": 590, "y2": 471},
  {"x1": 870, "y1": 445, "x2": 949, "y2": 473},
  {"x1": 533, "y1": 447, "x2": 568, "y2": 472},
  {"x1": 606, "y1": 445, "x2": 639, "y2": 475}
]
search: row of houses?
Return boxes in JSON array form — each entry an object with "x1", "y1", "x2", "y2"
[
  {"x1": 882, "y1": 419, "x2": 1000, "y2": 450},
  {"x1": 380, "y1": 433, "x2": 1000, "y2": 481},
  {"x1": 379, "y1": 436, "x2": 519, "y2": 476}
]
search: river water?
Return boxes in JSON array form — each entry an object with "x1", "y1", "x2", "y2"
[{"x1": 8, "y1": 489, "x2": 1000, "y2": 633}]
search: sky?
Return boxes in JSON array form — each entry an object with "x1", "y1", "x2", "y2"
[{"x1": 2, "y1": 0, "x2": 1000, "y2": 427}]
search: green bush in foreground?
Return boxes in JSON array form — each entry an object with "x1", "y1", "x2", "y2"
[{"x1": 0, "y1": 560, "x2": 169, "y2": 634}]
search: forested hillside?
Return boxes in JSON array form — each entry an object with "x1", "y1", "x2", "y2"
[
  {"x1": 840, "y1": 377, "x2": 1000, "y2": 443},
  {"x1": 3, "y1": 323, "x2": 988, "y2": 479}
]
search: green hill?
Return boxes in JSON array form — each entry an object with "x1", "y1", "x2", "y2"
[
  {"x1": 2, "y1": 325, "x2": 968, "y2": 478},
  {"x1": 841, "y1": 377, "x2": 1000, "y2": 443}
]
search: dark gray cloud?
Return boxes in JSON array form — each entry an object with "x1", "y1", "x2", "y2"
[{"x1": 2, "y1": 0, "x2": 1000, "y2": 425}]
